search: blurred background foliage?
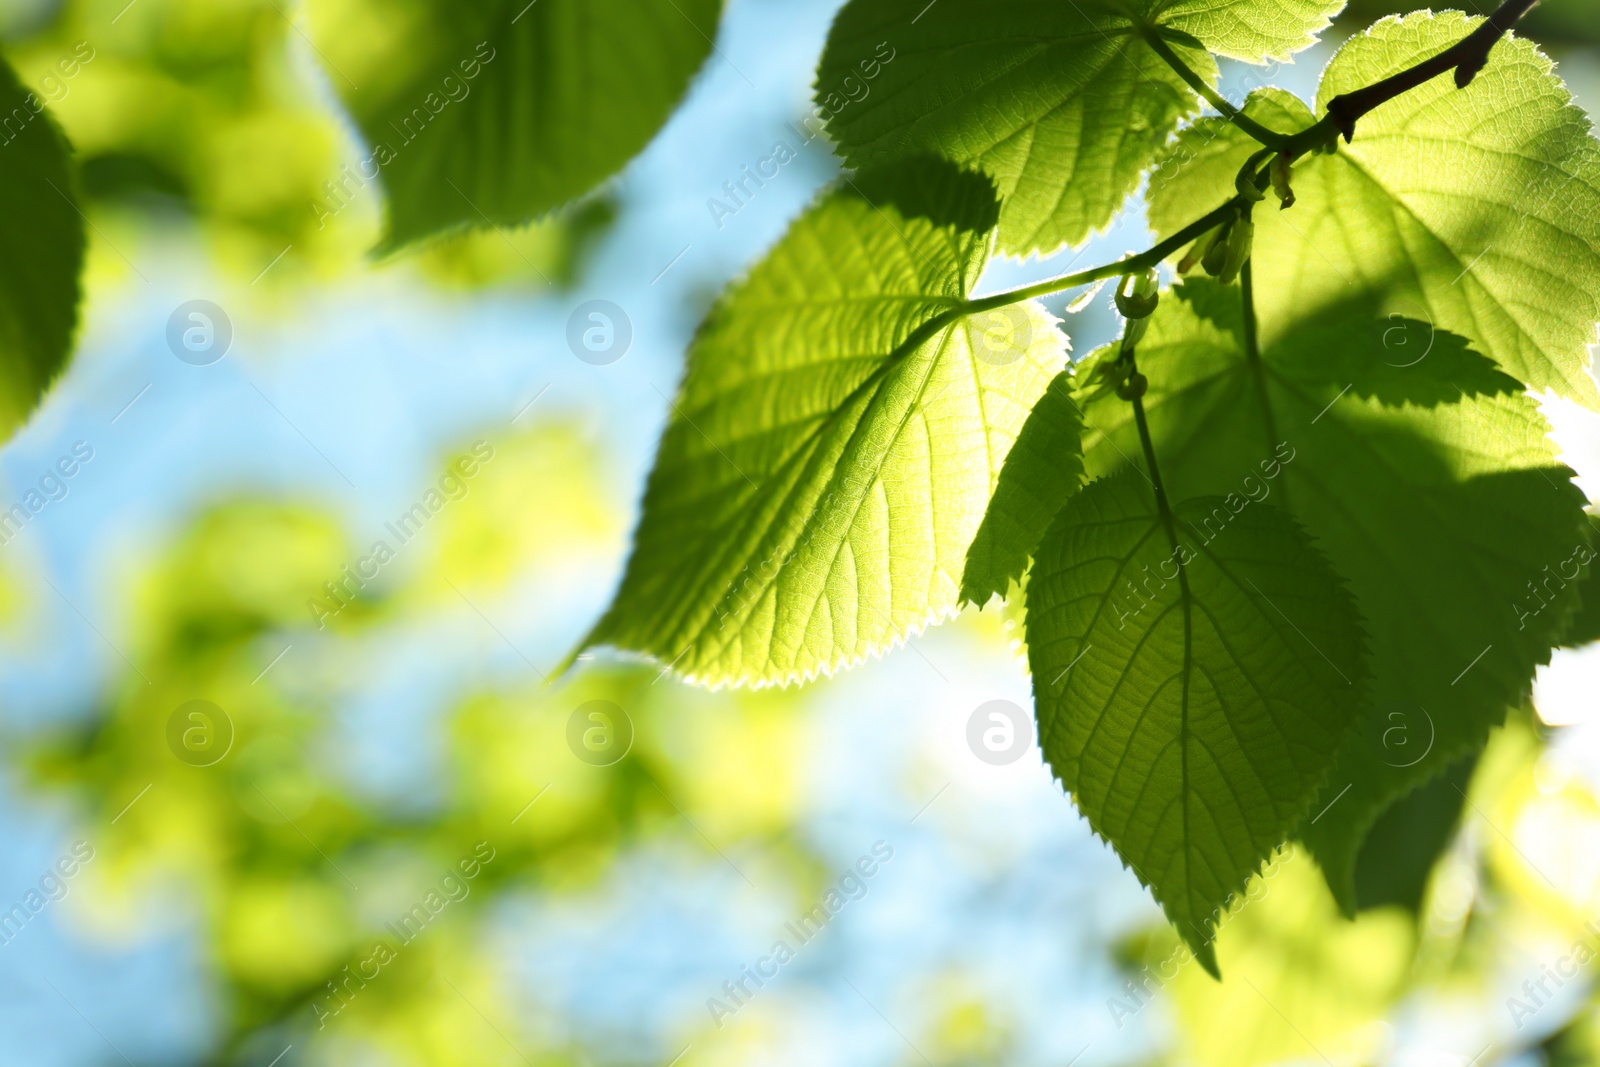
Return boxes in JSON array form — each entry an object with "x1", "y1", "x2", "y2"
[{"x1": 0, "y1": 0, "x2": 1598, "y2": 1065}]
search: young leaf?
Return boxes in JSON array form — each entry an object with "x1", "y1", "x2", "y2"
[
  {"x1": 1027, "y1": 470, "x2": 1367, "y2": 973},
  {"x1": 1077, "y1": 281, "x2": 1592, "y2": 911},
  {"x1": 1151, "y1": 14, "x2": 1600, "y2": 407},
  {"x1": 817, "y1": 0, "x2": 1341, "y2": 257},
  {"x1": 961, "y1": 370, "x2": 1084, "y2": 607},
  {"x1": 323, "y1": 0, "x2": 722, "y2": 251},
  {"x1": 583, "y1": 160, "x2": 1064, "y2": 687},
  {"x1": 0, "y1": 53, "x2": 85, "y2": 442}
]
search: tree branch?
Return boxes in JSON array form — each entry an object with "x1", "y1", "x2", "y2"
[{"x1": 1324, "y1": 0, "x2": 1541, "y2": 141}]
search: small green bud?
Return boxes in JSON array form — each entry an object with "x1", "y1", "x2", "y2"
[
  {"x1": 1114, "y1": 269, "x2": 1160, "y2": 320},
  {"x1": 1177, "y1": 239, "x2": 1205, "y2": 274},
  {"x1": 1219, "y1": 214, "x2": 1255, "y2": 285},
  {"x1": 1115, "y1": 372, "x2": 1148, "y2": 401},
  {"x1": 1201, "y1": 219, "x2": 1234, "y2": 277}
]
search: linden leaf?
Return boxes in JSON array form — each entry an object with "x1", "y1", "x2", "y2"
[
  {"x1": 320, "y1": 0, "x2": 722, "y2": 250},
  {"x1": 1028, "y1": 470, "x2": 1367, "y2": 972},
  {"x1": 1077, "y1": 280, "x2": 1591, "y2": 911},
  {"x1": 1150, "y1": 14, "x2": 1600, "y2": 407},
  {"x1": 961, "y1": 370, "x2": 1084, "y2": 607},
  {"x1": 582, "y1": 160, "x2": 1064, "y2": 686},
  {"x1": 817, "y1": 0, "x2": 1341, "y2": 257},
  {"x1": 0, "y1": 54, "x2": 85, "y2": 441}
]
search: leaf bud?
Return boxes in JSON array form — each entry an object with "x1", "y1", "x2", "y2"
[
  {"x1": 1271, "y1": 154, "x2": 1295, "y2": 209},
  {"x1": 1201, "y1": 218, "x2": 1234, "y2": 277},
  {"x1": 1219, "y1": 214, "x2": 1255, "y2": 285},
  {"x1": 1114, "y1": 269, "x2": 1160, "y2": 320}
]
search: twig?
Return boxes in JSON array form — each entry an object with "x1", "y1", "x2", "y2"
[{"x1": 1324, "y1": 0, "x2": 1542, "y2": 141}]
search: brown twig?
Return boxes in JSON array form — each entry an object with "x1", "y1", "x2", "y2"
[{"x1": 1324, "y1": 0, "x2": 1541, "y2": 142}]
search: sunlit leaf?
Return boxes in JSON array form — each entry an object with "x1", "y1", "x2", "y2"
[
  {"x1": 1027, "y1": 469, "x2": 1367, "y2": 972},
  {"x1": 1149, "y1": 14, "x2": 1600, "y2": 406},
  {"x1": 818, "y1": 0, "x2": 1341, "y2": 256},
  {"x1": 1077, "y1": 280, "x2": 1591, "y2": 911},
  {"x1": 961, "y1": 369, "x2": 1083, "y2": 607},
  {"x1": 584, "y1": 160, "x2": 1064, "y2": 686}
]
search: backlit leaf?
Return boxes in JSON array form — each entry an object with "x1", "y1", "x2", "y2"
[
  {"x1": 817, "y1": 0, "x2": 1342, "y2": 257},
  {"x1": 961, "y1": 370, "x2": 1083, "y2": 607},
  {"x1": 1027, "y1": 469, "x2": 1367, "y2": 971},
  {"x1": 583, "y1": 160, "x2": 1064, "y2": 686},
  {"x1": 1077, "y1": 280, "x2": 1591, "y2": 911},
  {"x1": 1149, "y1": 14, "x2": 1600, "y2": 406}
]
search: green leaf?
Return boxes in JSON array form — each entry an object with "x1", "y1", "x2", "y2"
[
  {"x1": 961, "y1": 370, "x2": 1083, "y2": 607},
  {"x1": 0, "y1": 52, "x2": 85, "y2": 442},
  {"x1": 323, "y1": 0, "x2": 721, "y2": 251},
  {"x1": 817, "y1": 0, "x2": 1340, "y2": 257},
  {"x1": 1150, "y1": 13, "x2": 1600, "y2": 406},
  {"x1": 1351, "y1": 756, "x2": 1474, "y2": 915},
  {"x1": 1027, "y1": 469, "x2": 1367, "y2": 972},
  {"x1": 1559, "y1": 513, "x2": 1600, "y2": 648},
  {"x1": 1077, "y1": 280, "x2": 1592, "y2": 912},
  {"x1": 583, "y1": 160, "x2": 1064, "y2": 687}
]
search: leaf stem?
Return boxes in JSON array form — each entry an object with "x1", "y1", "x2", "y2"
[
  {"x1": 1130, "y1": 364, "x2": 1179, "y2": 547},
  {"x1": 1140, "y1": 27, "x2": 1291, "y2": 151},
  {"x1": 1323, "y1": 0, "x2": 1541, "y2": 141},
  {"x1": 965, "y1": 198, "x2": 1240, "y2": 314},
  {"x1": 1240, "y1": 256, "x2": 1288, "y2": 506},
  {"x1": 938, "y1": 0, "x2": 1542, "y2": 348}
]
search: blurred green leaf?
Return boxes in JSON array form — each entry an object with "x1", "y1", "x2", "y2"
[
  {"x1": 319, "y1": 0, "x2": 722, "y2": 251},
  {"x1": 0, "y1": 49, "x2": 84, "y2": 440},
  {"x1": 1351, "y1": 756, "x2": 1475, "y2": 915}
]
